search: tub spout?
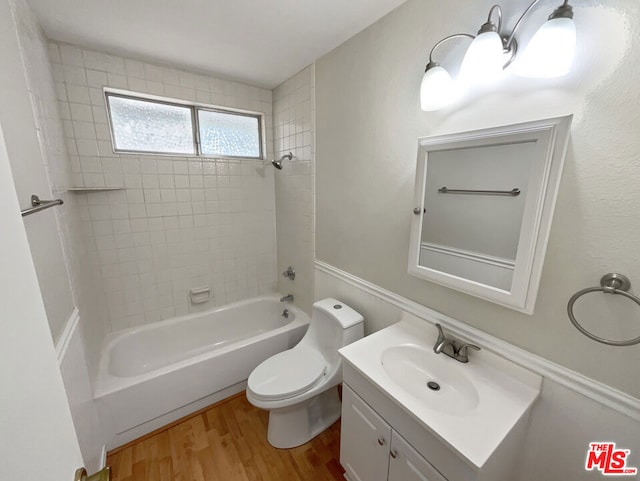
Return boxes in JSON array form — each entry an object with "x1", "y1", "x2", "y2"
[{"x1": 280, "y1": 294, "x2": 294, "y2": 302}]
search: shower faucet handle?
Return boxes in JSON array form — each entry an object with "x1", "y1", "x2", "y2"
[{"x1": 282, "y1": 266, "x2": 296, "y2": 280}]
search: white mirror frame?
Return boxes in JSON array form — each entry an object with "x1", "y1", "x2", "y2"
[{"x1": 408, "y1": 116, "x2": 572, "y2": 314}]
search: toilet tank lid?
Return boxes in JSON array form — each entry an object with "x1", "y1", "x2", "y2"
[{"x1": 313, "y1": 298, "x2": 364, "y2": 329}]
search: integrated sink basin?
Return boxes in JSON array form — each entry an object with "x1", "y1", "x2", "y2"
[
  {"x1": 339, "y1": 312, "x2": 542, "y2": 470},
  {"x1": 381, "y1": 344, "x2": 479, "y2": 414}
]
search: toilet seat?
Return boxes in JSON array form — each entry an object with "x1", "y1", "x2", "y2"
[{"x1": 248, "y1": 349, "x2": 326, "y2": 401}]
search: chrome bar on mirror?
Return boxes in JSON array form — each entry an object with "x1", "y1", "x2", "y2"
[{"x1": 437, "y1": 187, "x2": 521, "y2": 196}]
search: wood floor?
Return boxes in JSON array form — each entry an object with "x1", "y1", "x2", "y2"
[{"x1": 107, "y1": 393, "x2": 345, "y2": 481}]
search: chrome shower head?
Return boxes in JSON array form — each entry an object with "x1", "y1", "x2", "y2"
[{"x1": 271, "y1": 152, "x2": 293, "y2": 170}]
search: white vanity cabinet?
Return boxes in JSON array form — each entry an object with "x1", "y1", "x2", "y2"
[
  {"x1": 341, "y1": 385, "x2": 447, "y2": 481},
  {"x1": 341, "y1": 385, "x2": 392, "y2": 481},
  {"x1": 338, "y1": 315, "x2": 542, "y2": 481},
  {"x1": 389, "y1": 432, "x2": 447, "y2": 481}
]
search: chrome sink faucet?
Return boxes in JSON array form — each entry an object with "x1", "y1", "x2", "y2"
[
  {"x1": 433, "y1": 324, "x2": 457, "y2": 357},
  {"x1": 433, "y1": 323, "x2": 481, "y2": 363}
]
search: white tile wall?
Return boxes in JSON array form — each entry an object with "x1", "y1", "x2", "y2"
[
  {"x1": 12, "y1": 10, "x2": 111, "y2": 365},
  {"x1": 51, "y1": 42, "x2": 278, "y2": 331},
  {"x1": 9, "y1": 0, "x2": 106, "y2": 469},
  {"x1": 273, "y1": 65, "x2": 315, "y2": 313},
  {"x1": 7, "y1": 0, "x2": 76, "y2": 344}
]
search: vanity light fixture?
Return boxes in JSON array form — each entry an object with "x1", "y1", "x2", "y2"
[
  {"x1": 420, "y1": 0, "x2": 576, "y2": 111},
  {"x1": 458, "y1": 5, "x2": 507, "y2": 86},
  {"x1": 420, "y1": 34, "x2": 473, "y2": 111}
]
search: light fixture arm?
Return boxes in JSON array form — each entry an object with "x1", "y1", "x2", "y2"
[
  {"x1": 504, "y1": 0, "x2": 556, "y2": 50},
  {"x1": 426, "y1": 33, "x2": 475, "y2": 67},
  {"x1": 483, "y1": 5, "x2": 503, "y2": 33},
  {"x1": 419, "y1": 0, "x2": 576, "y2": 111},
  {"x1": 475, "y1": 4, "x2": 519, "y2": 67}
]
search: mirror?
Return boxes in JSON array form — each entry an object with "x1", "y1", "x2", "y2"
[{"x1": 408, "y1": 116, "x2": 572, "y2": 314}]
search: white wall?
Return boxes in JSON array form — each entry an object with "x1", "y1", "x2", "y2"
[
  {"x1": 51, "y1": 42, "x2": 278, "y2": 333},
  {"x1": 273, "y1": 65, "x2": 316, "y2": 313},
  {"x1": 0, "y1": 65, "x2": 82, "y2": 481},
  {"x1": 315, "y1": 0, "x2": 640, "y2": 397}
]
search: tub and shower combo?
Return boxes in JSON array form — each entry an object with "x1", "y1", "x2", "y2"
[{"x1": 95, "y1": 296, "x2": 309, "y2": 448}]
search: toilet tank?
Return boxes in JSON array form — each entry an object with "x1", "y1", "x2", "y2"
[{"x1": 305, "y1": 298, "x2": 364, "y2": 362}]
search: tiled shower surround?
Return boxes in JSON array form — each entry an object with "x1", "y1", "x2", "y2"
[
  {"x1": 273, "y1": 66, "x2": 315, "y2": 314},
  {"x1": 51, "y1": 42, "x2": 278, "y2": 331}
]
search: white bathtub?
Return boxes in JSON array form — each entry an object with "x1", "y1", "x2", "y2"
[{"x1": 94, "y1": 295, "x2": 309, "y2": 448}]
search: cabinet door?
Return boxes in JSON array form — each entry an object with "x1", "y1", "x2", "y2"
[
  {"x1": 341, "y1": 385, "x2": 392, "y2": 481},
  {"x1": 389, "y1": 432, "x2": 448, "y2": 481}
]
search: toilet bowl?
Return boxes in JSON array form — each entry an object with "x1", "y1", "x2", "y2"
[{"x1": 246, "y1": 298, "x2": 364, "y2": 448}]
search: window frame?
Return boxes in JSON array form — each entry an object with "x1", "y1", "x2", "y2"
[{"x1": 104, "y1": 89, "x2": 265, "y2": 160}]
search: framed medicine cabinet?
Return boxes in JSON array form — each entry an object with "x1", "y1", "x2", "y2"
[{"x1": 408, "y1": 116, "x2": 572, "y2": 314}]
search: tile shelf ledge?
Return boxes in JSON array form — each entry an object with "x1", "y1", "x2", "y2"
[{"x1": 67, "y1": 187, "x2": 126, "y2": 192}]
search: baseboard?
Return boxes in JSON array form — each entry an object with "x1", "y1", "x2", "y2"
[{"x1": 315, "y1": 260, "x2": 640, "y2": 421}]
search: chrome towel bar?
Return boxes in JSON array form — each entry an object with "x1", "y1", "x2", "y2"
[
  {"x1": 567, "y1": 273, "x2": 640, "y2": 347},
  {"x1": 437, "y1": 187, "x2": 521, "y2": 196},
  {"x1": 21, "y1": 194, "x2": 63, "y2": 217}
]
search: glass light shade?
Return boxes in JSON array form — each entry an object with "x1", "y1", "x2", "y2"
[
  {"x1": 420, "y1": 65, "x2": 457, "y2": 111},
  {"x1": 516, "y1": 17, "x2": 576, "y2": 78},
  {"x1": 458, "y1": 31, "x2": 504, "y2": 85}
]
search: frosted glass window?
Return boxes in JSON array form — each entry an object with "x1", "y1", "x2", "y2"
[
  {"x1": 107, "y1": 95, "x2": 195, "y2": 154},
  {"x1": 105, "y1": 91, "x2": 263, "y2": 159},
  {"x1": 198, "y1": 109, "x2": 261, "y2": 158}
]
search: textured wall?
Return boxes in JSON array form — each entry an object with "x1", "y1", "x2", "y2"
[
  {"x1": 316, "y1": 0, "x2": 640, "y2": 397},
  {"x1": 51, "y1": 43, "x2": 278, "y2": 332},
  {"x1": 273, "y1": 66, "x2": 316, "y2": 314}
]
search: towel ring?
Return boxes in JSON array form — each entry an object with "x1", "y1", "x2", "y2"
[{"x1": 567, "y1": 273, "x2": 640, "y2": 347}]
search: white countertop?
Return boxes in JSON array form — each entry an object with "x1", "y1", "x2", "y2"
[{"x1": 339, "y1": 313, "x2": 542, "y2": 468}]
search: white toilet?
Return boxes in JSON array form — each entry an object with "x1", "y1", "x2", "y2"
[{"x1": 246, "y1": 298, "x2": 364, "y2": 448}]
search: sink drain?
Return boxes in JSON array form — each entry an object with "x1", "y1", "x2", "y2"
[{"x1": 427, "y1": 381, "x2": 440, "y2": 391}]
